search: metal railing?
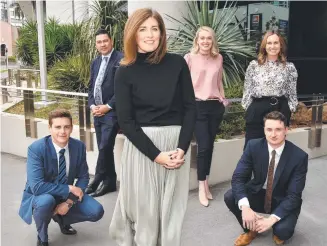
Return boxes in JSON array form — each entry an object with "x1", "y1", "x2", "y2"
[
  {"x1": 1, "y1": 84, "x2": 94, "y2": 151},
  {"x1": 1, "y1": 68, "x2": 326, "y2": 151},
  {"x1": 1, "y1": 68, "x2": 94, "y2": 151}
]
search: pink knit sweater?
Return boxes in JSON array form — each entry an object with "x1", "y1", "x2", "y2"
[{"x1": 184, "y1": 53, "x2": 225, "y2": 101}]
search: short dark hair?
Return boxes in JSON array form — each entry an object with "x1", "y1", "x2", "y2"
[
  {"x1": 48, "y1": 109, "x2": 73, "y2": 126},
  {"x1": 263, "y1": 111, "x2": 287, "y2": 127},
  {"x1": 95, "y1": 29, "x2": 111, "y2": 38}
]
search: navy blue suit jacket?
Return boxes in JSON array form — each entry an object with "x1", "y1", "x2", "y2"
[
  {"x1": 231, "y1": 138, "x2": 308, "y2": 219},
  {"x1": 88, "y1": 50, "x2": 123, "y2": 116},
  {"x1": 18, "y1": 136, "x2": 89, "y2": 224}
]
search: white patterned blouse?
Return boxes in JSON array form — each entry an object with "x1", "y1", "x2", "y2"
[{"x1": 241, "y1": 60, "x2": 298, "y2": 112}]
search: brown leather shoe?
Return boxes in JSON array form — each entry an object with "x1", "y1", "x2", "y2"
[
  {"x1": 234, "y1": 231, "x2": 257, "y2": 246},
  {"x1": 273, "y1": 235, "x2": 285, "y2": 245}
]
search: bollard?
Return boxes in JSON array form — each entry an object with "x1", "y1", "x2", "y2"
[
  {"x1": 78, "y1": 96, "x2": 86, "y2": 144},
  {"x1": 85, "y1": 99, "x2": 93, "y2": 151},
  {"x1": 15, "y1": 70, "x2": 21, "y2": 96},
  {"x1": 1, "y1": 78, "x2": 8, "y2": 104},
  {"x1": 308, "y1": 94, "x2": 324, "y2": 148},
  {"x1": 23, "y1": 88, "x2": 37, "y2": 138},
  {"x1": 315, "y1": 95, "x2": 324, "y2": 147}
]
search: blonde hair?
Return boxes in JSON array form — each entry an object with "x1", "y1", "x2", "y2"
[
  {"x1": 258, "y1": 30, "x2": 287, "y2": 65},
  {"x1": 120, "y1": 8, "x2": 167, "y2": 66},
  {"x1": 191, "y1": 26, "x2": 219, "y2": 57}
]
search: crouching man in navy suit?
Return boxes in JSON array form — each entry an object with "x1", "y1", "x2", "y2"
[
  {"x1": 224, "y1": 111, "x2": 308, "y2": 246},
  {"x1": 19, "y1": 109, "x2": 104, "y2": 246}
]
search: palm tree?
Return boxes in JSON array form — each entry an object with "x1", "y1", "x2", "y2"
[
  {"x1": 167, "y1": 0, "x2": 256, "y2": 87},
  {"x1": 89, "y1": 0, "x2": 127, "y2": 51},
  {"x1": 73, "y1": 0, "x2": 127, "y2": 85}
]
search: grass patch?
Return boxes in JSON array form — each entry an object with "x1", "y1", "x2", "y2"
[
  {"x1": 4, "y1": 99, "x2": 80, "y2": 125},
  {"x1": 0, "y1": 69, "x2": 8, "y2": 73}
]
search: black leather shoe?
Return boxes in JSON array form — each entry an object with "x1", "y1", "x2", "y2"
[
  {"x1": 85, "y1": 179, "x2": 102, "y2": 194},
  {"x1": 37, "y1": 236, "x2": 49, "y2": 246},
  {"x1": 92, "y1": 183, "x2": 116, "y2": 197},
  {"x1": 52, "y1": 215, "x2": 77, "y2": 235}
]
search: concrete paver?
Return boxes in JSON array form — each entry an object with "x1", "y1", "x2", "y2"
[{"x1": 1, "y1": 153, "x2": 326, "y2": 246}]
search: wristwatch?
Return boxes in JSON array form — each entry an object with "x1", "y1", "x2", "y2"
[{"x1": 65, "y1": 201, "x2": 73, "y2": 208}]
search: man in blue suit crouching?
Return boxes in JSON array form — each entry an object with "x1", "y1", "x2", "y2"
[
  {"x1": 19, "y1": 109, "x2": 104, "y2": 246},
  {"x1": 224, "y1": 111, "x2": 308, "y2": 246}
]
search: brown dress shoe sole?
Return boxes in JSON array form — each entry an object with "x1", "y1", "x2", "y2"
[
  {"x1": 234, "y1": 231, "x2": 258, "y2": 246},
  {"x1": 273, "y1": 235, "x2": 285, "y2": 245}
]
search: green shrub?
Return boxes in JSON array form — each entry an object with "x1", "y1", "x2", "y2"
[
  {"x1": 15, "y1": 18, "x2": 80, "y2": 68},
  {"x1": 224, "y1": 82, "x2": 244, "y2": 99},
  {"x1": 217, "y1": 103, "x2": 245, "y2": 139},
  {"x1": 48, "y1": 56, "x2": 87, "y2": 92},
  {"x1": 167, "y1": 0, "x2": 255, "y2": 88},
  {"x1": 8, "y1": 56, "x2": 16, "y2": 62},
  {"x1": 217, "y1": 83, "x2": 246, "y2": 139}
]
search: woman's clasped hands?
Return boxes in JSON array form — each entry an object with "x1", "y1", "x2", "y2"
[{"x1": 154, "y1": 149, "x2": 185, "y2": 169}]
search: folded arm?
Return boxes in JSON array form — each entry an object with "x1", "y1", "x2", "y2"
[
  {"x1": 27, "y1": 147, "x2": 69, "y2": 198},
  {"x1": 231, "y1": 142, "x2": 254, "y2": 203}
]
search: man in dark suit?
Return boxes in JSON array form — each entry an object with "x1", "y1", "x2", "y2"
[
  {"x1": 19, "y1": 109, "x2": 104, "y2": 246},
  {"x1": 224, "y1": 111, "x2": 308, "y2": 246},
  {"x1": 86, "y1": 29, "x2": 123, "y2": 197}
]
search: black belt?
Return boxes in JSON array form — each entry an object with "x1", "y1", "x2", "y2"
[{"x1": 252, "y1": 96, "x2": 286, "y2": 106}]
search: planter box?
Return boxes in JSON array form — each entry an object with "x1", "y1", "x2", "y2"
[{"x1": 1, "y1": 112, "x2": 327, "y2": 190}]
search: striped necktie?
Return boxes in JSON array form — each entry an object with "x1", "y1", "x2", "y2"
[{"x1": 58, "y1": 148, "x2": 67, "y2": 184}]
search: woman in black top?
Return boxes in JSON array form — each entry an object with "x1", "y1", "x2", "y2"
[{"x1": 109, "y1": 8, "x2": 196, "y2": 246}]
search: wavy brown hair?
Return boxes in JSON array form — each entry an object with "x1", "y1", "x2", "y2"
[
  {"x1": 120, "y1": 8, "x2": 167, "y2": 65},
  {"x1": 258, "y1": 30, "x2": 287, "y2": 65}
]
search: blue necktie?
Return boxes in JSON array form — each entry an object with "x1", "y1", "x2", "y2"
[
  {"x1": 94, "y1": 57, "x2": 109, "y2": 105},
  {"x1": 58, "y1": 149, "x2": 67, "y2": 184}
]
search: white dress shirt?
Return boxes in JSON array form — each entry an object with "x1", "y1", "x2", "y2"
[
  {"x1": 238, "y1": 142, "x2": 286, "y2": 220},
  {"x1": 52, "y1": 141, "x2": 70, "y2": 176},
  {"x1": 91, "y1": 49, "x2": 114, "y2": 110}
]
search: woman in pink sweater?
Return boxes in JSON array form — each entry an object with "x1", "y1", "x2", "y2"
[{"x1": 184, "y1": 26, "x2": 226, "y2": 207}]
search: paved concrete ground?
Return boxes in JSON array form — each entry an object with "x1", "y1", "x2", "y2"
[{"x1": 1, "y1": 153, "x2": 326, "y2": 246}]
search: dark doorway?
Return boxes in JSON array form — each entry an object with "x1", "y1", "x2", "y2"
[{"x1": 288, "y1": 1, "x2": 327, "y2": 94}]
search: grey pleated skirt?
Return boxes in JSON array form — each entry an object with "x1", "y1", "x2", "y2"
[{"x1": 109, "y1": 126, "x2": 190, "y2": 246}]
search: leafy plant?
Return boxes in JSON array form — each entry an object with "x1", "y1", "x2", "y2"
[
  {"x1": 15, "y1": 18, "x2": 80, "y2": 68},
  {"x1": 48, "y1": 56, "x2": 87, "y2": 93},
  {"x1": 217, "y1": 103, "x2": 245, "y2": 139},
  {"x1": 224, "y1": 82, "x2": 244, "y2": 98},
  {"x1": 72, "y1": 0, "x2": 127, "y2": 85},
  {"x1": 8, "y1": 56, "x2": 16, "y2": 62},
  {"x1": 15, "y1": 20, "x2": 38, "y2": 66},
  {"x1": 167, "y1": 0, "x2": 256, "y2": 87},
  {"x1": 217, "y1": 83, "x2": 246, "y2": 139},
  {"x1": 89, "y1": 0, "x2": 127, "y2": 52}
]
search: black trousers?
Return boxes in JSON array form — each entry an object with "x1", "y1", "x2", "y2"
[
  {"x1": 94, "y1": 114, "x2": 119, "y2": 186},
  {"x1": 244, "y1": 96, "x2": 291, "y2": 148},
  {"x1": 224, "y1": 189, "x2": 300, "y2": 241},
  {"x1": 194, "y1": 100, "x2": 225, "y2": 181}
]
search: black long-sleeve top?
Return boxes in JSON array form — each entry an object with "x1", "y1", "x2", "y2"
[{"x1": 115, "y1": 52, "x2": 196, "y2": 161}]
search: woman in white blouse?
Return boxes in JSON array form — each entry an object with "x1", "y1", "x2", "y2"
[{"x1": 242, "y1": 31, "x2": 298, "y2": 148}]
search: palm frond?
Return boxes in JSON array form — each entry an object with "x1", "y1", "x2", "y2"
[{"x1": 167, "y1": 0, "x2": 256, "y2": 87}]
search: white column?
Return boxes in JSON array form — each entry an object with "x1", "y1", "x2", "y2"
[
  {"x1": 35, "y1": 0, "x2": 47, "y2": 102},
  {"x1": 128, "y1": 0, "x2": 188, "y2": 36}
]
